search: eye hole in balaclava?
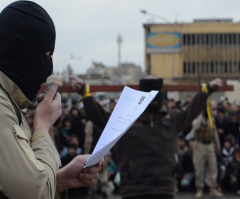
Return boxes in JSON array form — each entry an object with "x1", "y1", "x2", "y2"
[
  {"x1": 45, "y1": 52, "x2": 53, "y2": 60},
  {"x1": 0, "y1": 1, "x2": 56, "y2": 101}
]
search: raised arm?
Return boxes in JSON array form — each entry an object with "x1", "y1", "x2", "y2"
[
  {"x1": 70, "y1": 76, "x2": 110, "y2": 129},
  {"x1": 171, "y1": 79, "x2": 222, "y2": 133}
]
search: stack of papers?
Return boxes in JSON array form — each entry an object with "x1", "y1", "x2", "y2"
[{"x1": 85, "y1": 86, "x2": 158, "y2": 167}]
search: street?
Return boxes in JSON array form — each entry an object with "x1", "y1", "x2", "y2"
[{"x1": 93, "y1": 193, "x2": 240, "y2": 199}]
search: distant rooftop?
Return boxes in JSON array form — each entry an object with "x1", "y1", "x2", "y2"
[
  {"x1": 92, "y1": 61, "x2": 105, "y2": 68},
  {"x1": 193, "y1": 19, "x2": 232, "y2": 23},
  {"x1": 119, "y1": 63, "x2": 141, "y2": 68}
]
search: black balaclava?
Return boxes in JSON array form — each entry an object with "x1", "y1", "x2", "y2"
[
  {"x1": 0, "y1": 1, "x2": 55, "y2": 101},
  {"x1": 139, "y1": 78, "x2": 163, "y2": 113}
]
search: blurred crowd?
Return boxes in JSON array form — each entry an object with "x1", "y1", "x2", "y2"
[
  {"x1": 26, "y1": 95, "x2": 240, "y2": 198},
  {"x1": 174, "y1": 96, "x2": 240, "y2": 196}
]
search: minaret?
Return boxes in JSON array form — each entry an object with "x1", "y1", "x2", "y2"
[{"x1": 117, "y1": 34, "x2": 123, "y2": 67}]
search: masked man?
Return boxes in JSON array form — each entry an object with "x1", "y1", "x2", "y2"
[
  {"x1": 70, "y1": 75, "x2": 222, "y2": 199},
  {"x1": 0, "y1": 2, "x2": 103, "y2": 199}
]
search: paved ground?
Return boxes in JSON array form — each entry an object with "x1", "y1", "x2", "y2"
[
  {"x1": 71, "y1": 192, "x2": 240, "y2": 199},
  {"x1": 176, "y1": 192, "x2": 240, "y2": 199}
]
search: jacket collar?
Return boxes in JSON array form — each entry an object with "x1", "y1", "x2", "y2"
[
  {"x1": 0, "y1": 71, "x2": 31, "y2": 109},
  {"x1": 222, "y1": 147, "x2": 234, "y2": 156}
]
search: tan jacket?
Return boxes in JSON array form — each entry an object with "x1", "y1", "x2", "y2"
[
  {"x1": 0, "y1": 71, "x2": 64, "y2": 199},
  {"x1": 192, "y1": 114, "x2": 221, "y2": 149}
]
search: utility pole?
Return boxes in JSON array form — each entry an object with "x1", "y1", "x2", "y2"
[{"x1": 117, "y1": 34, "x2": 123, "y2": 67}]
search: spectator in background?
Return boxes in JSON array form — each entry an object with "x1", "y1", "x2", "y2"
[
  {"x1": 222, "y1": 139, "x2": 234, "y2": 166},
  {"x1": 63, "y1": 104, "x2": 71, "y2": 115},
  {"x1": 99, "y1": 100, "x2": 107, "y2": 111},
  {"x1": 61, "y1": 144, "x2": 80, "y2": 197},
  {"x1": 228, "y1": 112, "x2": 239, "y2": 138},
  {"x1": 236, "y1": 104, "x2": 240, "y2": 120},
  {"x1": 226, "y1": 102, "x2": 232, "y2": 117},
  {"x1": 162, "y1": 99, "x2": 168, "y2": 110},
  {"x1": 229, "y1": 149, "x2": 240, "y2": 194},
  {"x1": 179, "y1": 140, "x2": 195, "y2": 189},
  {"x1": 53, "y1": 117, "x2": 68, "y2": 153},
  {"x1": 80, "y1": 107, "x2": 87, "y2": 117},
  {"x1": 215, "y1": 107, "x2": 230, "y2": 147},
  {"x1": 185, "y1": 95, "x2": 192, "y2": 103},
  {"x1": 175, "y1": 100, "x2": 182, "y2": 108},
  {"x1": 60, "y1": 135, "x2": 82, "y2": 158},
  {"x1": 70, "y1": 107, "x2": 87, "y2": 149},
  {"x1": 168, "y1": 99, "x2": 175, "y2": 109},
  {"x1": 231, "y1": 104, "x2": 238, "y2": 113},
  {"x1": 61, "y1": 144, "x2": 78, "y2": 167},
  {"x1": 109, "y1": 99, "x2": 116, "y2": 113},
  {"x1": 211, "y1": 100, "x2": 218, "y2": 117},
  {"x1": 182, "y1": 95, "x2": 192, "y2": 109},
  {"x1": 61, "y1": 116, "x2": 73, "y2": 141},
  {"x1": 172, "y1": 101, "x2": 182, "y2": 111},
  {"x1": 70, "y1": 107, "x2": 79, "y2": 117},
  {"x1": 177, "y1": 135, "x2": 188, "y2": 157},
  {"x1": 236, "y1": 127, "x2": 240, "y2": 147},
  {"x1": 107, "y1": 151, "x2": 117, "y2": 182}
]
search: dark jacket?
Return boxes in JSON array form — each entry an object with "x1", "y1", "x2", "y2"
[
  {"x1": 215, "y1": 117, "x2": 230, "y2": 147},
  {"x1": 227, "y1": 121, "x2": 239, "y2": 137},
  {"x1": 179, "y1": 151, "x2": 195, "y2": 176},
  {"x1": 83, "y1": 92, "x2": 208, "y2": 197},
  {"x1": 229, "y1": 159, "x2": 240, "y2": 177}
]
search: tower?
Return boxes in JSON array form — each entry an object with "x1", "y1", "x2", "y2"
[{"x1": 117, "y1": 34, "x2": 123, "y2": 67}]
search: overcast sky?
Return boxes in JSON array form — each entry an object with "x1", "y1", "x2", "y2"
[{"x1": 1, "y1": 0, "x2": 240, "y2": 74}]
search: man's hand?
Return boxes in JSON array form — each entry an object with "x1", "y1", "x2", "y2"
[
  {"x1": 56, "y1": 155, "x2": 104, "y2": 193},
  {"x1": 33, "y1": 82, "x2": 62, "y2": 132},
  {"x1": 69, "y1": 75, "x2": 85, "y2": 94},
  {"x1": 209, "y1": 78, "x2": 222, "y2": 92}
]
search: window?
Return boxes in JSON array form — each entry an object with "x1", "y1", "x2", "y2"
[
  {"x1": 210, "y1": 62, "x2": 214, "y2": 73},
  {"x1": 233, "y1": 34, "x2": 236, "y2": 44},
  {"x1": 220, "y1": 34, "x2": 223, "y2": 44},
  {"x1": 224, "y1": 62, "x2": 228, "y2": 73},
  {"x1": 192, "y1": 62, "x2": 196, "y2": 74},
  {"x1": 202, "y1": 63, "x2": 205, "y2": 73},
  {"x1": 183, "y1": 62, "x2": 240, "y2": 74},
  {"x1": 183, "y1": 35, "x2": 187, "y2": 45},
  {"x1": 184, "y1": 62, "x2": 187, "y2": 74},
  {"x1": 183, "y1": 33, "x2": 240, "y2": 45},
  {"x1": 219, "y1": 62, "x2": 223, "y2": 74}
]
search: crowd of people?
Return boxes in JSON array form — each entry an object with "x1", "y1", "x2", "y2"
[
  {"x1": 174, "y1": 96, "x2": 240, "y2": 196},
  {"x1": 26, "y1": 92, "x2": 240, "y2": 198}
]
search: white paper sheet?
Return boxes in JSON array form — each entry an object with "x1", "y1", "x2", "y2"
[{"x1": 85, "y1": 86, "x2": 158, "y2": 168}]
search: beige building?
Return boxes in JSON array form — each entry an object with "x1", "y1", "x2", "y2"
[
  {"x1": 144, "y1": 19, "x2": 240, "y2": 101},
  {"x1": 86, "y1": 61, "x2": 142, "y2": 85}
]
